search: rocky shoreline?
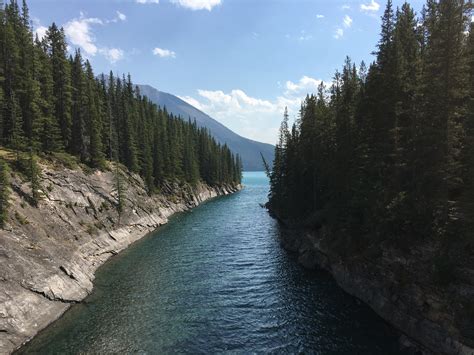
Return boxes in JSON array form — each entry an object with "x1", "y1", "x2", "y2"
[
  {"x1": 0, "y1": 162, "x2": 241, "y2": 354},
  {"x1": 277, "y1": 226, "x2": 474, "y2": 355}
]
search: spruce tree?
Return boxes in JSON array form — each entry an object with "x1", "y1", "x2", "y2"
[{"x1": 0, "y1": 158, "x2": 10, "y2": 228}]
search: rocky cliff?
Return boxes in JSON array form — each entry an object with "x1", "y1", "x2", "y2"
[
  {"x1": 0, "y1": 160, "x2": 240, "y2": 354},
  {"x1": 278, "y1": 226, "x2": 474, "y2": 355}
]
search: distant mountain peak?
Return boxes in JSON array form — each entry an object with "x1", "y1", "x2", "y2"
[{"x1": 137, "y1": 84, "x2": 274, "y2": 171}]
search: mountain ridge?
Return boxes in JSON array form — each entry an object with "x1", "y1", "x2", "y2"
[{"x1": 137, "y1": 84, "x2": 275, "y2": 171}]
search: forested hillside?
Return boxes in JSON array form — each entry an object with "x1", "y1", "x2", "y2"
[
  {"x1": 269, "y1": 0, "x2": 473, "y2": 267},
  {"x1": 0, "y1": 0, "x2": 242, "y2": 202},
  {"x1": 137, "y1": 84, "x2": 275, "y2": 171},
  {"x1": 267, "y1": 1, "x2": 474, "y2": 350}
]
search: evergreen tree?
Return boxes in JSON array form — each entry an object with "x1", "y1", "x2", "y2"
[
  {"x1": 0, "y1": 158, "x2": 10, "y2": 228},
  {"x1": 45, "y1": 23, "x2": 72, "y2": 149},
  {"x1": 0, "y1": 0, "x2": 242, "y2": 201}
]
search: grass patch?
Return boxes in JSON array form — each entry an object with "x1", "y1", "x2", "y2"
[
  {"x1": 49, "y1": 152, "x2": 79, "y2": 170},
  {"x1": 86, "y1": 223, "x2": 98, "y2": 236},
  {"x1": 14, "y1": 211, "x2": 29, "y2": 225}
]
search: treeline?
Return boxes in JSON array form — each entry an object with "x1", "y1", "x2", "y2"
[
  {"x1": 0, "y1": 0, "x2": 242, "y2": 194},
  {"x1": 269, "y1": 0, "x2": 473, "y2": 252}
]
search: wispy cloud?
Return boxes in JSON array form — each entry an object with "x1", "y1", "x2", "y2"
[
  {"x1": 333, "y1": 15, "x2": 353, "y2": 40},
  {"x1": 298, "y1": 30, "x2": 312, "y2": 41},
  {"x1": 179, "y1": 75, "x2": 328, "y2": 144},
  {"x1": 285, "y1": 76, "x2": 325, "y2": 95},
  {"x1": 115, "y1": 11, "x2": 126, "y2": 22},
  {"x1": 63, "y1": 12, "x2": 125, "y2": 63},
  {"x1": 316, "y1": 14, "x2": 325, "y2": 19},
  {"x1": 334, "y1": 28, "x2": 344, "y2": 39},
  {"x1": 341, "y1": 4, "x2": 350, "y2": 10},
  {"x1": 360, "y1": 0, "x2": 380, "y2": 12},
  {"x1": 100, "y1": 48, "x2": 124, "y2": 63},
  {"x1": 171, "y1": 0, "x2": 221, "y2": 11},
  {"x1": 343, "y1": 15, "x2": 353, "y2": 28},
  {"x1": 136, "y1": 0, "x2": 160, "y2": 4},
  {"x1": 152, "y1": 47, "x2": 176, "y2": 58}
]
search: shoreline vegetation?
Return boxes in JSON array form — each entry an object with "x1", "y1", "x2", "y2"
[{"x1": 266, "y1": 0, "x2": 474, "y2": 353}]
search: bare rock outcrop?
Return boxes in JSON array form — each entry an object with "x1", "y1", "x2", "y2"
[
  {"x1": 0, "y1": 163, "x2": 240, "y2": 354},
  {"x1": 278, "y1": 228, "x2": 474, "y2": 355}
]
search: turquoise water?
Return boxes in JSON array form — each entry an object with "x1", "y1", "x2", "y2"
[{"x1": 19, "y1": 172, "x2": 402, "y2": 354}]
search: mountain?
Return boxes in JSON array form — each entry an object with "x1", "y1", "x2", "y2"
[{"x1": 137, "y1": 84, "x2": 274, "y2": 171}]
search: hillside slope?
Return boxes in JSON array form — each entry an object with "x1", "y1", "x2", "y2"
[
  {"x1": 0, "y1": 157, "x2": 240, "y2": 354},
  {"x1": 137, "y1": 84, "x2": 275, "y2": 171}
]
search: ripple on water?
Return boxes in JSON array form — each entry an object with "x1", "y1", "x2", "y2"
[{"x1": 19, "y1": 172, "x2": 404, "y2": 355}]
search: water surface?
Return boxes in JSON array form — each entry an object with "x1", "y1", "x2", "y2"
[{"x1": 20, "y1": 172, "x2": 402, "y2": 354}]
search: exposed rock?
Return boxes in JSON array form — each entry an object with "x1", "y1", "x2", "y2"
[
  {"x1": 278, "y1": 228, "x2": 474, "y2": 355},
  {"x1": 0, "y1": 163, "x2": 241, "y2": 354}
]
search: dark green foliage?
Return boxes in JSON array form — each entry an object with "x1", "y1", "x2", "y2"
[
  {"x1": 28, "y1": 151, "x2": 40, "y2": 206},
  {"x1": 0, "y1": 0, "x2": 241, "y2": 197},
  {"x1": 268, "y1": 0, "x2": 473, "y2": 260},
  {"x1": 0, "y1": 158, "x2": 10, "y2": 227},
  {"x1": 113, "y1": 165, "x2": 126, "y2": 221}
]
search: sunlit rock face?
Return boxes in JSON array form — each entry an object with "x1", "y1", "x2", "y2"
[{"x1": 0, "y1": 162, "x2": 240, "y2": 354}]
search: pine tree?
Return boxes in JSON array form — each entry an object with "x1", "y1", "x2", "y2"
[
  {"x1": 84, "y1": 60, "x2": 105, "y2": 168},
  {"x1": 45, "y1": 23, "x2": 72, "y2": 149},
  {"x1": 28, "y1": 150, "x2": 41, "y2": 206},
  {"x1": 0, "y1": 158, "x2": 10, "y2": 228},
  {"x1": 0, "y1": 0, "x2": 242, "y2": 196},
  {"x1": 34, "y1": 35, "x2": 62, "y2": 152},
  {"x1": 70, "y1": 49, "x2": 87, "y2": 160},
  {"x1": 113, "y1": 164, "x2": 126, "y2": 222}
]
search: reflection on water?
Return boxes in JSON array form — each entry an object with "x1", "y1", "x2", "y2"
[{"x1": 19, "y1": 172, "x2": 402, "y2": 354}]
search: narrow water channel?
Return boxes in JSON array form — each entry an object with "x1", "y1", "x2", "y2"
[{"x1": 19, "y1": 172, "x2": 402, "y2": 354}]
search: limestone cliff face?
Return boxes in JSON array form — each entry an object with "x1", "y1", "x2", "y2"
[
  {"x1": 278, "y1": 227, "x2": 474, "y2": 355},
  {"x1": 0, "y1": 162, "x2": 240, "y2": 354}
]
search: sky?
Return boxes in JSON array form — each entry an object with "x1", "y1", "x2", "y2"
[{"x1": 29, "y1": 0, "x2": 426, "y2": 144}]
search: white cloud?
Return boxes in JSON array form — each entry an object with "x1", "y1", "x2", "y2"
[
  {"x1": 179, "y1": 75, "x2": 327, "y2": 144},
  {"x1": 171, "y1": 0, "x2": 221, "y2": 11},
  {"x1": 361, "y1": 0, "x2": 380, "y2": 12},
  {"x1": 35, "y1": 25, "x2": 48, "y2": 41},
  {"x1": 341, "y1": 5, "x2": 350, "y2": 10},
  {"x1": 100, "y1": 48, "x2": 124, "y2": 63},
  {"x1": 285, "y1": 76, "x2": 324, "y2": 95},
  {"x1": 334, "y1": 28, "x2": 344, "y2": 39},
  {"x1": 298, "y1": 30, "x2": 312, "y2": 41},
  {"x1": 136, "y1": 0, "x2": 159, "y2": 3},
  {"x1": 333, "y1": 15, "x2": 352, "y2": 39},
  {"x1": 63, "y1": 14, "x2": 124, "y2": 63},
  {"x1": 316, "y1": 14, "x2": 324, "y2": 19},
  {"x1": 116, "y1": 11, "x2": 126, "y2": 21},
  {"x1": 343, "y1": 15, "x2": 353, "y2": 28},
  {"x1": 64, "y1": 16, "x2": 102, "y2": 56},
  {"x1": 178, "y1": 95, "x2": 205, "y2": 111},
  {"x1": 153, "y1": 47, "x2": 176, "y2": 58}
]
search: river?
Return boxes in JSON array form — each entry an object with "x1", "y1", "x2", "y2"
[{"x1": 19, "y1": 172, "x2": 402, "y2": 354}]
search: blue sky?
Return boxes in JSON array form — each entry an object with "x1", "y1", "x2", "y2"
[{"x1": 30, "y1": 0, "x2": 425, "y2": 144}]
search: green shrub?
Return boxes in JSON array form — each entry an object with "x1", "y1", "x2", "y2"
[
  {"x1": 0, "y1": 159, "x2": 10, "y2": 228},
  {"x1": 51, "y1": 152, "x2": 79, "y2": 170},
  {"x1": 86, "y1": 223, "x2": 98, "y2": 236},
  {"x1": 14, "y1": 211, "x2": 28, "y2": 225}
]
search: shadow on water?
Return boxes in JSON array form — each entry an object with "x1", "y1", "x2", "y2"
[{"x1": 18, "y1": 172, "x2": 404, "y2": 354}]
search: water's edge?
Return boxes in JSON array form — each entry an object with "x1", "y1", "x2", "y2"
[
  {"x1": 16, "y1": 187, "x2": 241, "y2": 354},
  {"x1": 16, "y1": 172, "x2": 408, "y2": 354},
  {"x1": 277, "y1": 227, "x2": 474, "y2": 355},
  {"x1": 0, "y1": 162, "x2": 241, "y2": 354}
]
